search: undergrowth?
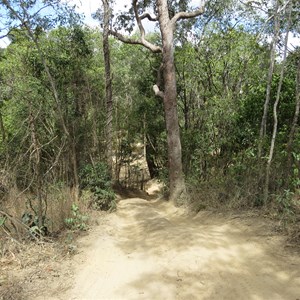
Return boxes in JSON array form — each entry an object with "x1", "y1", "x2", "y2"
[
  {"x1": 65, "y1": 203, "x2": 88, "y2": 231},
  {"x1": 187, "y1": 174, "x2": 300, "y2": 245},
  {"x1": 79, "y1": 162, "x2": 116, "y2": 212}
]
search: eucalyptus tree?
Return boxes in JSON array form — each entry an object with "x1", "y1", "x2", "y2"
[
  {"x1": 109, "y1": 0, "x2": 205, "y2": 204},
  {"x1": 101, "y1": 0, "x2": 113, "y2": 177}
]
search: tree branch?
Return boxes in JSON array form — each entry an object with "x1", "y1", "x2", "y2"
[
  {"x1": 0, "y1": 25, "x2": 13, "y2": 40},
  {"x1": 0, "y1": 32, "x2": 9, "y2": 39},
  {"x1": 109, "y1": 29, "x2": 161, "y2": 53},
  {"x1": 153, "y1": 63, "x2": 164, "y2": 98},
  {"x1": 171, "y1": 4, "x2": 205, "y2": 24},
  {"x1": 130, "y1": 0, "x2": 161, "y2": 53},
  {"x1": 108, "y1": 1, "x2": 161, "y2": 53},
  {"x1": 153, "y1": 84, "x2": 164, "y2": 98},
  {"x1": 31, "y1": 3, "x2": 52, "y2": 20},
  {"x1": 133, "y1": 0, "x2": 145, "y2": 36},
  {"x1": 140, "y1": 13, "x2": 158, "y2": 22}
]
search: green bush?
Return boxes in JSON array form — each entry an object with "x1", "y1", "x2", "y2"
[
  {"x1": 65, "y1": 203, "x2": 88, "y2": 231},
  {"x1": 79, "y1": 162, "x2": 116, "y2": 211}
]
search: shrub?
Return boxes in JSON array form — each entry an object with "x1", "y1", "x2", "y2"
[
  {"x1": 79, "y1": 162, "x2": 116, "y2": 211},
  {"x1": 65, "y1": 203, "x2": 88, "y2": 231}
]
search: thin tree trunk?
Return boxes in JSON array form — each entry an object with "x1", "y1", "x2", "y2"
[
  {"x1": 263, "y1": 1, "x2": 292, "y2": 204},
  {"x1": 258, "y1": 0, "x2": 280, "y2": 158},
  {"x1": 102, "y1": 0, "x2": 114, "y2": 177},
  {"x1": 70, "y1": 138, "x2": 79, "y2": 191},
  {"x1": 286, "y1": 59, "x2": 300, "y2": 174},
  {"x1": 28, "y1": 104, "x2": 43, "y2": 229},
  {"x1": 157, "y1": 0, "x2": 186, "y2": 204},
  {"x1": 114, "y1": 104, "x2": 121, "y2": 183},
  {"x1": 0, "y1": 109, "x2": 6, "y2": 144}
]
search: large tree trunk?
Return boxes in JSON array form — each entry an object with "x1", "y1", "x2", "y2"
[
  {"x1": 102, "y1": 0, "x2": 113, "y2": 177},
  {"x1": 157, "y1": 0, "x2": 186, "y2": 205},
  {"x1": 109, "y1": 0, "x2": 204, "y2": 204}
]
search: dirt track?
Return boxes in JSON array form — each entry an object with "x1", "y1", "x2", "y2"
[{"x1": 35, "y1": 196, "x2": 300, "y2": 300}]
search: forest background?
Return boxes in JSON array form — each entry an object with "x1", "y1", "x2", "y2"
[{"x1": 0, "y1": 0, "x2": 300, "y2": 240}]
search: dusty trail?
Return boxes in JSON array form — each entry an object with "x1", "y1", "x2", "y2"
[{"x1": 39, "y1": 197, "x2": 300, "y2": 300}]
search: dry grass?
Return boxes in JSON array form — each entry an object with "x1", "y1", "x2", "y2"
[
  {"x1": 187, "y1": 178, "x2": 300, "y2": 248},
  {"x1": 0, "y1": 238, "x2": 65, "y2": 300},
  {"x1": 46, "y1": 186, "x2": 80, "y2": 233},
  {"x1": 0, "y1": 222, "x2": 96, "y2": 299},
  {"x1": 0, "y1": 185, "x2": 92, "y2": 237},
  {"x1": 0, "y1": 184, "x2": 96, "y2": 299},
  {"x1": 0, "y1": 207, "x2": 108, "y2": 300}
]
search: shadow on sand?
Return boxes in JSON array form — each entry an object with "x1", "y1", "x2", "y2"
[{"x1": 111, "y1": 197, "x2": 300, "y2": 300}]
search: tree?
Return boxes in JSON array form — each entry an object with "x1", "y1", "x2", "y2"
[
  {"x1": 175, "y1": 25, "x2": 268, "y2": 178},
  {"x1": 110, "y1": 0, "x2": 205, "y2": 205},
  {"x1": 102, "y1": 0, "x2": 114, "y2": 177},
  {"x1": 258, "y1": 0, "x2": 281, "y2": 158},
  {"x1": 263, "y1": 0, "x2": 293, "y2": 203}
]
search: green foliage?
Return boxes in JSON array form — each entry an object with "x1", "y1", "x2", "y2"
[
  {"x1": 65, "y1": 203, "x2": 88, "y2": 231},
  {"x1": 174, "y1": 21, "x2": 300, "y2": 212},
  {"x1": 0, "y1": 25, "x2": 108, "y2": 189},
  {"x1": 1, "y1": 0, "x2": 81, "y2": 33},
  {"x1": 0, "y1": 0, "x2": 299, "y2": 237},
  {"x1": 79, "y1": 163, "x2": 116, "y2": 211},
  {"x1": 21, "y1": 212, "x2": 48, "y2": 237},
  {"x1": 175, "y1": 26, "x2": 267, "y2": 178},
  {"x1": 291, "y1": 152, "x2": 300, "y2": 189},
  {"x1": 274, "y1": 189, "x2": 300, "y2": 234},
  {"x1": 276, "y1": 190, "x2": 295, "y2": 218}
]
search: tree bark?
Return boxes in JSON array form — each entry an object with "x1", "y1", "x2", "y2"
[
  {"x1": 28, "y1": 103, "x2": 43, "y2": 229},
  {"x1": 102, "y1": 0, "x2": 113, "y2": 177},
  {"x1": 156, "y1": 0, "x2": 186, "y2": 204}
]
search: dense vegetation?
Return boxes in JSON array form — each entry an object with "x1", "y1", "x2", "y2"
[{"x1": 0, "y1": 0, "x2": 299, "y2": 239}]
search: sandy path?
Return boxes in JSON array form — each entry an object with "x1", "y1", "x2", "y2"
[{"x1": 40, "y1": 197, "x2": 300, "y2": 300}]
